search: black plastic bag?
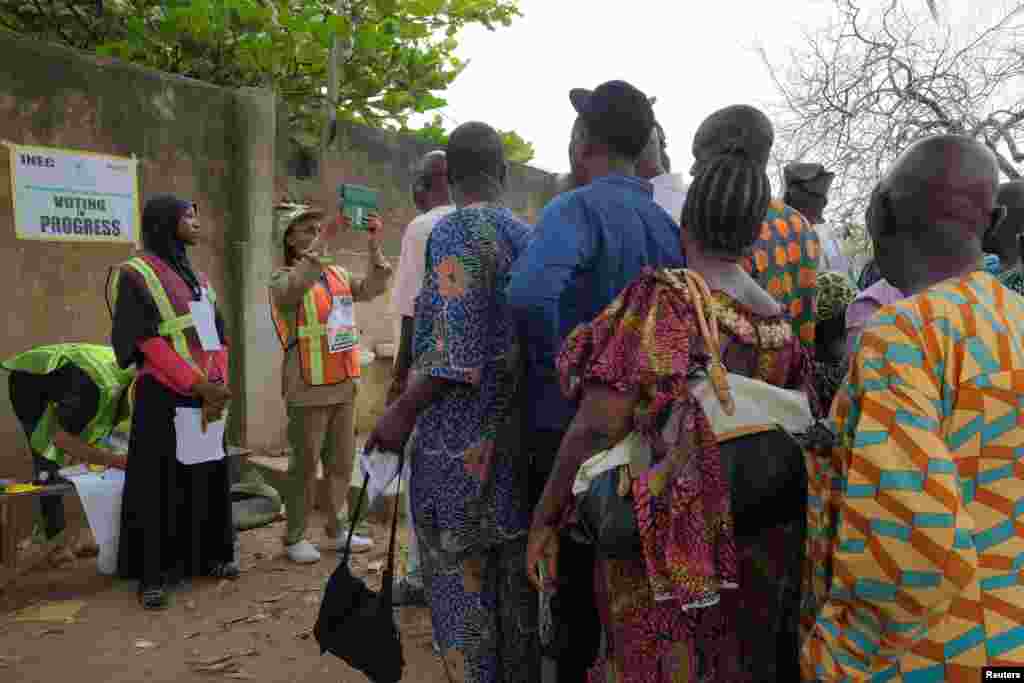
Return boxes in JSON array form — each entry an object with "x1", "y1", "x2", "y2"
[
  {"x1": 575, "y1": 464, "x2": 642, "y2": 559},
  {"x1": 575, "y1": 426, "x2": 808, "y2": 558},
  {"x1": 314, "y1": 450, "x2": 406, "y2": 683},
  {"x1": 720, "y1": 426, "x2": 807, "y2": 539}
]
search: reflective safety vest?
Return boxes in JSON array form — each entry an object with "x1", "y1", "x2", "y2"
[
  {"x1": 107, "y1": 253, "x2": 221, "y2": 375},
  {"x1": 2, "y1": 344, "x2": 136, "y2": 465},
  {"x1": 270, "y1": 265, "x2": 360, "y2": 386}
]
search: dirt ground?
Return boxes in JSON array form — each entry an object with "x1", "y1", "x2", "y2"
[{"x1": 0, "y1": 513, "x2": 450, "y2": 683}]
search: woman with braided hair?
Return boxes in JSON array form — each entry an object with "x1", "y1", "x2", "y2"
[{"x1": 528, "y1": 150, "x2": 820, "y2": 682}]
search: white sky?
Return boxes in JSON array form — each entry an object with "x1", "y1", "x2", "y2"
[{"x1": 411, "y1": 0, "x2": 987, "y2": 176}]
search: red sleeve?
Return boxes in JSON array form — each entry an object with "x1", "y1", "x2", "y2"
[
  {"x1": 139, "y1": 338, "x2": 203, "y2": 394},
  {"x1": 209, "y1": 349, "x2": 229, "y2": 384},
  {"x1": 557, "y1": 269, "x2": 696, "y2": 432}
]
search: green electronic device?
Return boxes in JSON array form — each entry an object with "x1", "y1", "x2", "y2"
[{"x1": 338, "y1": 183, "x2": 379, "y2": 231}]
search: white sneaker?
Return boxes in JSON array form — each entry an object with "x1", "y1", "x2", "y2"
[
  {"x1": 286, "y1": 539, "x2": 321, "y2": 564},
  {"x1": 326, "y1": 533, "x2": 375, "y2": 553}
]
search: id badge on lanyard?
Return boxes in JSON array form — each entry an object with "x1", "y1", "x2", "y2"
[
  {"x1": 189, "y1": 287, "x2": 222, "y2": 351},
  {"x1": 326, "y1": 295, "x2": 355, "y2": 353}
]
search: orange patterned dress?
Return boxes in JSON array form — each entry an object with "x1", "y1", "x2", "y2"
[
  {"x1": 740, "y1": 200, "x2": 820, "y2": 350},
  {"x1": 802, "y1": 271, "x2": 1024, "y2": 681}
]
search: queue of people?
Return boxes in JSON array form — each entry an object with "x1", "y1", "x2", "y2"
[
  {"x1": 5, "y1": 74, "x2": 1024, "y2": 683},
  {"x1": 369, "y1": 79, "x2": 1024, "y2": 682}
]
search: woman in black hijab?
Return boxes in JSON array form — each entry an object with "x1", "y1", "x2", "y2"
[{"x1": 111, "y1": 195, "x2": 235, "y2": 610}]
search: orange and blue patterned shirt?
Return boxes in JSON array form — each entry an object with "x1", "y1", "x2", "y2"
[
  {"x1": 740, "y1": 200, "x2": 820, "y2": 350},
  {"x1": 802, "y1": 271, "x2": 1024, "y2": 681}
]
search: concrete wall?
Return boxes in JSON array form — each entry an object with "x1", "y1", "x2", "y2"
[
  {"x1": 0, "y1": 35, "x2": 559, "y2": 475},
  {"x1": 279, "y1": 121, "x2": 558, "y2": 348},
  {"x1": 230, "y1": 90, "x2": 279, "y2": 452},
  {"x1": 265, "y1": 122, "x2": 559, "y2": 441},
  {"x1": 0, "y1": 37, "x2": 277, "y2": 547},
  {"x1": 0, "y1": 37, "x2": 267, "y2": 483}
]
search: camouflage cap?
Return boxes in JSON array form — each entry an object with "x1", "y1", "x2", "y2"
[{"x1": 274, "y1": 202, "x2": 325, "y2": 247}]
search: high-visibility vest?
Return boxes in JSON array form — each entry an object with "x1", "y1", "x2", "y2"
[
  {"x1": 2, "y1": 344, "x2": 136, "y2": 465},
  {"x1": 107, "y1": 253, "x2": 223, "y2": 376},
  {"x1": 270, "y1": 265, "x2": 360, "y2": 386}
]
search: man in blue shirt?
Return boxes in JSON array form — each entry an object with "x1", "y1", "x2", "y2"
[{"x1": 506, "y1": 80, "x2": 684, "y2": 682}]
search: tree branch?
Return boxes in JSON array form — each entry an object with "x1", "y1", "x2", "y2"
[
  {"x1": 985, "y1": 137, "x2": 1023, "y2": 179},
  {"x1": 30, "y1": 0, "x2": 74, "y2": 46},
  {"x1": 65, "y1": 0, "x2": 102, "y2": 45},
  {"x1": 764, "y1": 0, "x2": 1024, "y2": 234}
]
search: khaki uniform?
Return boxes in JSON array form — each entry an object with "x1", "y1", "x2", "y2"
[{"x1": 269, "y1": 247, "x2": 391, "y2": 545}]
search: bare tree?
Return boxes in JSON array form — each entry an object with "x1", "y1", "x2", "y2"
[{"x1": 762, "y1": 0, "x2": 1024, "y2": 259}]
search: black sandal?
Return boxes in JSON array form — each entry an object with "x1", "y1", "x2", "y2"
[
  {"x1": 208, "y1": 561, "x2": 240, "y2": 579},
  {"x1": 161, "y1": 569, "x2": 189, "y2": 592},
  {"x1": 139, "y1": 586, "x2": 170, "y2": 610}
]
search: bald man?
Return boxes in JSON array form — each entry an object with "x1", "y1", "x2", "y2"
[
  {"x1": 691, "y1": 105, "x2": 821, "y2": 348},
  {"x1": 389, "y1": 150, "x2": 453, "y2": 405},
  {"x1": 387, "y1": 150, "x2": 453, "y2": 606},
  {"x1": 802, "y1": 135, "x2": 1024, "y2": 681}
]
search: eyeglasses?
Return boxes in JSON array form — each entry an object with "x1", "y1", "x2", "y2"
[{"x1": 292, "y1": 222, "x2": 321, "y2": 235}]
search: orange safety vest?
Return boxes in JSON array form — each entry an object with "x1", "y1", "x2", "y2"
[{"x1": 270, "y1": 265, "x2": 360, "y2": 386}]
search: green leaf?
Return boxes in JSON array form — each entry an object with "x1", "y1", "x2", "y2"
[
  {"x1": 408, "y1": 0, "x2": 447, "y2": 16},
  {"x1": 500, "y1": 129, "x2": 535, "y2": 164},
  {"x1": 413, "y1": 92, "x2": 447, "y2": 113},
  {"x1": 353, "y1": 25, "x2": 380, "y2": 51},
  {"x1": 325, "y1": 14, "x2": 350, "y2": 38},
  {"x1": 311, "y1": 20, "x2": 332, "y2": 47},
  {"x1": 398, "y1": 20, "x2": 430, "y2": 40},
  {"x1": 6, "y1": 0, "x2": 524, "y2": 136}
]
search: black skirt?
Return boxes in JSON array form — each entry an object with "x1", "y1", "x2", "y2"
[{"x1": 117, "y1": 375, "x2": 234, "y2": 586}]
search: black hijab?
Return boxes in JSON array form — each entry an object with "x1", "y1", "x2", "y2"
[
  {"x1": 142, "y1": 194, "x2": 201, "y2": 298},
  {"x1": 111, "y1": 195, "x2": 202, "y2": 369}
]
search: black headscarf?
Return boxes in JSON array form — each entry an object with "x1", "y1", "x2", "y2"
[
  {"x1": 111, "y1": 195, "x2": 205, "y2": 369},
  {"x1": 142, "y1": 195, "x2": 201, "y2": 298}
]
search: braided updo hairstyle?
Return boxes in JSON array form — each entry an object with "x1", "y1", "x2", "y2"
[{"x1": 682, "y1": 151, "x2": 772, "y2": 259}]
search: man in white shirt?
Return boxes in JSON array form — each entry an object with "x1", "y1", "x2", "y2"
[
  {"x1": 783, "y1": 161, "x2": 851, "y2": 277},
  {"x1": 386, "y1": 149, "x2": 454, "y2": 606},
  {"x1": 637, "y1": 121, "x2": 688, "y2": 222}
]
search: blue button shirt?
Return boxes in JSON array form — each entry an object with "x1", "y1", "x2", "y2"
[{"x1": 506, "y1": 174, "x2": 685, "y2": 434}]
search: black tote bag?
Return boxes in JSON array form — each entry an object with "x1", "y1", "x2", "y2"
[{"x1": 314, "y1": 448, "x2": 405, "y2": 683}]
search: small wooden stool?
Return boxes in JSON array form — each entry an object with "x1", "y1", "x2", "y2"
[{"x1": 0, "y1": 483, "x2": 77, "y2": 590}]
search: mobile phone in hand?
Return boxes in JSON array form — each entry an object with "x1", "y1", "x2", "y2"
[{"x1": 338, "y1": 183, "x2": 379, "y2": 231}]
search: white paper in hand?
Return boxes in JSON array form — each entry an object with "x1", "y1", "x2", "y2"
[
  {"x1": 174, "y1": 408, "x2": 227, "y2": 465},
  {"x1": 358, "y1": 448, "x2": 409, "y2": 507}
]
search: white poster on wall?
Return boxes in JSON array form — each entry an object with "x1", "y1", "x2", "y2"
[{"x1": 6, "y1": 142, "x2": 140, "y2": 244}]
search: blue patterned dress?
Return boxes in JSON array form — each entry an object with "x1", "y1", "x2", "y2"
[{"x1": 409, "y1": 206, "x2": 537, "y2": 683}]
